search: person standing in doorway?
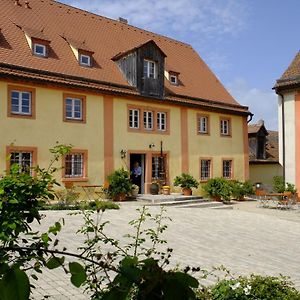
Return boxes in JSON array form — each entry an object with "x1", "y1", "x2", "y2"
[{"x1": 131, "y1": 161, "x2": 142, "y2": 193}]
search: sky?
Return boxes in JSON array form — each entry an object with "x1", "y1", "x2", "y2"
[{"x1": 60, "y1": 0, "x2": 300, "y2": 130}]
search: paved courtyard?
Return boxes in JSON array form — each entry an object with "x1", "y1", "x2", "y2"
[{"x1": 30, "y1": 201, "x2": 300, "y2": 299}]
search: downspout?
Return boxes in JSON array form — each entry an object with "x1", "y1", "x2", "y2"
[{"x1": 278, "y1": 92, "x2": 285, "y2": 182}]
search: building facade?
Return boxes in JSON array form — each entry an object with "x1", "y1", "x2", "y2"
[
  {"x1": 0, "y1": 0, "x2": 251, "y2": 193},
  {"x1": 274, "y1": 51, "x2": 300, "y2": 191},
  {"x1": 248, "y1": 121, "x2": 282, "y2": 190}
]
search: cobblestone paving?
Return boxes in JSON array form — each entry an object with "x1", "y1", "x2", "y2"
[{"x1": 31, "y1": 202, "x2": 300, "y2": 299}]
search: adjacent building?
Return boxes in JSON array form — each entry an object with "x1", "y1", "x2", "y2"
[
  {"x1": 0, "y1": 0, "x2": 251, "y2": 193},
  {"x1": 248, "y1": 120, "x2": 282, "y2": 190},
  {"x1": 274, "y1": 50, "x2": 300, "y2": 191}
]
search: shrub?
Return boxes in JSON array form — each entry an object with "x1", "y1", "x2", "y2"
[
  {"x1": 202, "y1": 178, "x2": 232, "y2": 201},
  {"x1": 207, "y1": 274, "x2": 300, "y2": 300},
  {"x1": 231, "y1": 180, "x2": 254, "y2": 200},
  {"x1": 106, "y1": 168, "x2": 132, "y2": 199},
  {"x1": 273, "y1": 176, "x2": 285, "y2": 193},
  {"x1": 273, "y1": 176, "x2": 297, "y2": 194},
  {"x1": 174, "y1": 173, "x2": 199, "y2": 189}
]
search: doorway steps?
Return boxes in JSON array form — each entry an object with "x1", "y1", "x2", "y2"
[{"x1": 136, "y1": 194, "x2": 232, "y2": 209}]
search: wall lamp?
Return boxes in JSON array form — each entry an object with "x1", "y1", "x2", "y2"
[
  {"x1": 149, "y1": 143, "x2": 155, "y2": 149},
  {"x1": 120, "y1": 149, "x2": 127, "y2": 159}
]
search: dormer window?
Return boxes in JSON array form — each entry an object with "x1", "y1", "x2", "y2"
[
  {"x1": 33, "y1": 43, "x2": 47, "y2": 57},
  {"x1": 143, "y1": 59, "x2": 156, "y2": 79},
  {"x1": 170, "y1": 74, "x2": 177, "y2": 85},
  {"x1": 79, "y1": 53, "x2": 91, "y2": 67}
]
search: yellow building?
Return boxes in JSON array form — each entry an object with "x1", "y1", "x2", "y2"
[{"x1": 0, "y1": 0, "x2": 251, "y2": 194}]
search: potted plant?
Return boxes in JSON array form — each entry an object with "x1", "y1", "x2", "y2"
[
  {"x1": 162, "y1": 185, "x2": 171, "y2": 195},
  {"x1": 231, "y1": 180, "x2": 254, "y2": 201},
  {"x1": 202, "y1": 177, "x2": 232, "y2": 202},
  {"x1": 131, "y1": 184, "x2": 139, "y2": 198},
  {"x1": 106, "y1": 168, "x2": 132, "y2": 201},
  {"x1": 150, "y1": 181, "x2": 160, "y2": 195},
  {"x1": 174, "y1": 173, "x2": 199, "y2": 196}
]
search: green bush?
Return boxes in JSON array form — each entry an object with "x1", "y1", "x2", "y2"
[
  {"x1": 202, "y1": 177, "x2": 232, "y2": 201},
  {"x1": 174, "y1": 173, "x2": 199, "y2": 189},
  {"x1": 106, "y1": 168, "x2": 132, "y2": 199},
  {"x1": 273, "y1": 176, "x2": 297, "y2": 194},
  {"x1": 205, "y1": 274, "x2": 300, "y2": 300},
  {"x1": 231, "y1": 180, "x2": 254, "y2": 200},
  {"x1": 273, "y1": 176, "x2": 285, "y2": 193}
]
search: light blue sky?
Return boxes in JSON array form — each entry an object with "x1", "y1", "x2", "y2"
[{"x1": 60, "y1": 0, "x2": 300, "y2": 130}]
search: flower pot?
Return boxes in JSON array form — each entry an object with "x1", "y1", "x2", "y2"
[
  {"x1": 131, "y1": 189, "x2": 139, "y2": 197},
  {"x1": 150, "y1": 183, "x2": 159, "y2": 195},
  {"x1": 162, "y1": 186, "x2": 170, "y2": 195},
  {"x1": 114, "y1": 193, "x2": 127, "y2": 201},
  {"x1": 182, "y1": 188, "x2": 192, "y2": 196},
  {"x1": 212, "y1": 195, "x2": 221, "y2": 202}
]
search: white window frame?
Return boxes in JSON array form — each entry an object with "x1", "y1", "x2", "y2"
[
  {"x1": 170, "y1": 75, "x2": 178, "y2": 85},
  {"x1": 222, "y1": 160, "x2": 232, "y2": 179},
  {"x1": 129, "y1": 109, "x2": 140, "y2": 129},
  {"x1": 11, "y1": 90, "x2": 32, "y2": 115},
  {"x1": 157, "y1": 112, "x2": 166, "y2": 131},
  {"x1": 79, "y1": 54, "x2": 91, "y2": 67},
  {"x1": 10, "y1": 151, "x2": 33, "y2": 174},
  {"x1": 220, "y1": 119, "x2": 230, "y2": 135},
  {"x1": 64, "y1": 153, "x2": 84, "y2": 178},
  {"x1": 65, "y1": 97, "x2": 83, "y2": 120},
  {"x1": 198, "y1": 116, "x2": 208, "y2": 134},
  {"x1": 33, "y1": 43, "x2": 47, "y2": 57},
  {"x1": 200, "y1": 159, "x2": 211, "y2": 181},
  {"x1": 143, "y1": 59, "x2": 156, "y2": 79},
  {"x1": 143, "y1": 111, "x2": 153, "y2": 130}
]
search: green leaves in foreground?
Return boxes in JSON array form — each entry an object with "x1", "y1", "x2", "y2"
[
  {"x1": 0, "y1": 267, "x2": 30, "y2": 300},
  {"x1": 69, "y1": 262, "x2": 87, "y2": 288}
]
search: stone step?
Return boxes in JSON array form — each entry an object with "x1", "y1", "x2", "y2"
[
  {"x1": 177, "y1": 201, "x2": 228, "y2": 209},
  {"x1": 136, "y1": 193, "x2": 203, "y2": 204}
]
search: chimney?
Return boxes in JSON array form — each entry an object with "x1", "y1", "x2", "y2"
[
  {"x1": 14, "y1": 0, "x2": 21, "y2": 6},
  {"x1": 118, "y1": 17, "x2": 128, "y2": 24}
]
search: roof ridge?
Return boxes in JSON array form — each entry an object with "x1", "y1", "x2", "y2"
[{"x1": 52, "y1": 0, "x2": 192, "y2": 48}]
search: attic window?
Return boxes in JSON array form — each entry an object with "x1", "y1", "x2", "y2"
[
  {"x1": 79, "y1": 53, "x2": 91, "y2": 67},
  {"x1": 143, "y1": 59, "x2": 156, "y2": 79},
  {"x1": 170, "y1": 75, "x2": 177, "y2": 85},
  {"x1": 33, "y1": 43, "x2": 47, "y2": 57}
]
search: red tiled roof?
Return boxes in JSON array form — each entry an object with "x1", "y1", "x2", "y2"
[
  {"x1": 274, "y1": 50, "x2": 300, "y2": 90},
  {"x1": 0, "y1": 0, "x2": 249, "y2": 114}
]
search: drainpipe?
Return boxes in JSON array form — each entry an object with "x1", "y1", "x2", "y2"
[{"x1": 278, "y1": 92, "x2": 285, "y2": 182}]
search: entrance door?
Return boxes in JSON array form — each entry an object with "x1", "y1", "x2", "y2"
[{"x1": 130, "y1": 154, "x2": 145, "y2": 194}]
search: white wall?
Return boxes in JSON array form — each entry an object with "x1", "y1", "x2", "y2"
[{"x1": 282, "y1": 92, "x2": 296, "y2": 184}]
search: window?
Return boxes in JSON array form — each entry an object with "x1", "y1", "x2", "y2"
[
  {"x1": 198, "y1": 115, "x2": 209, "y2": 134},
  {"x1": 6, "y1": 146, "x2": 37, "y2": 175},
  {"x1": 157, "y1": 112, "x2": 166, "y2": 131},
  {"x1": 11, "y1": 90, "x2": 31, "y2": 115},
  {"x1": 63, "y1": 94, "x2": 86, "y2": 123},
  {"x1": 200, "y1": 159, "x2": 211, "y2": 181},
  {"x1": 128, "y1": 106, "x2": 169, "y2": 134},
  {"x1": 79, "y1": 54, "x2": 91, "y2": 67},
  {"x1": 170, "y1": 75, "x2": 178, "y2": 85},
  {"x1": 129, "y1": 109, "x2": 140, "y2": 129},
  {"x1": 143, "y1": 59, "x2": 156, "y2": 78},
  {"x1": 222, "y1": 160, "x2": 232, "y2": 179},
  {"x1": 143, "y1": 111, "x2": 153, "y2": 130},
  {"x1": 63, "y1": 151, "x2": 87, "y2": 179},
  {"x1": 33, "y1": 43, "x2": 47, "y2": 57},
  {"x1": 220, "y1": 118, "x2": 230, "y2": 136},
  {"x1": 152, "y1": 155, "x2": 167, "y2": 182}
]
